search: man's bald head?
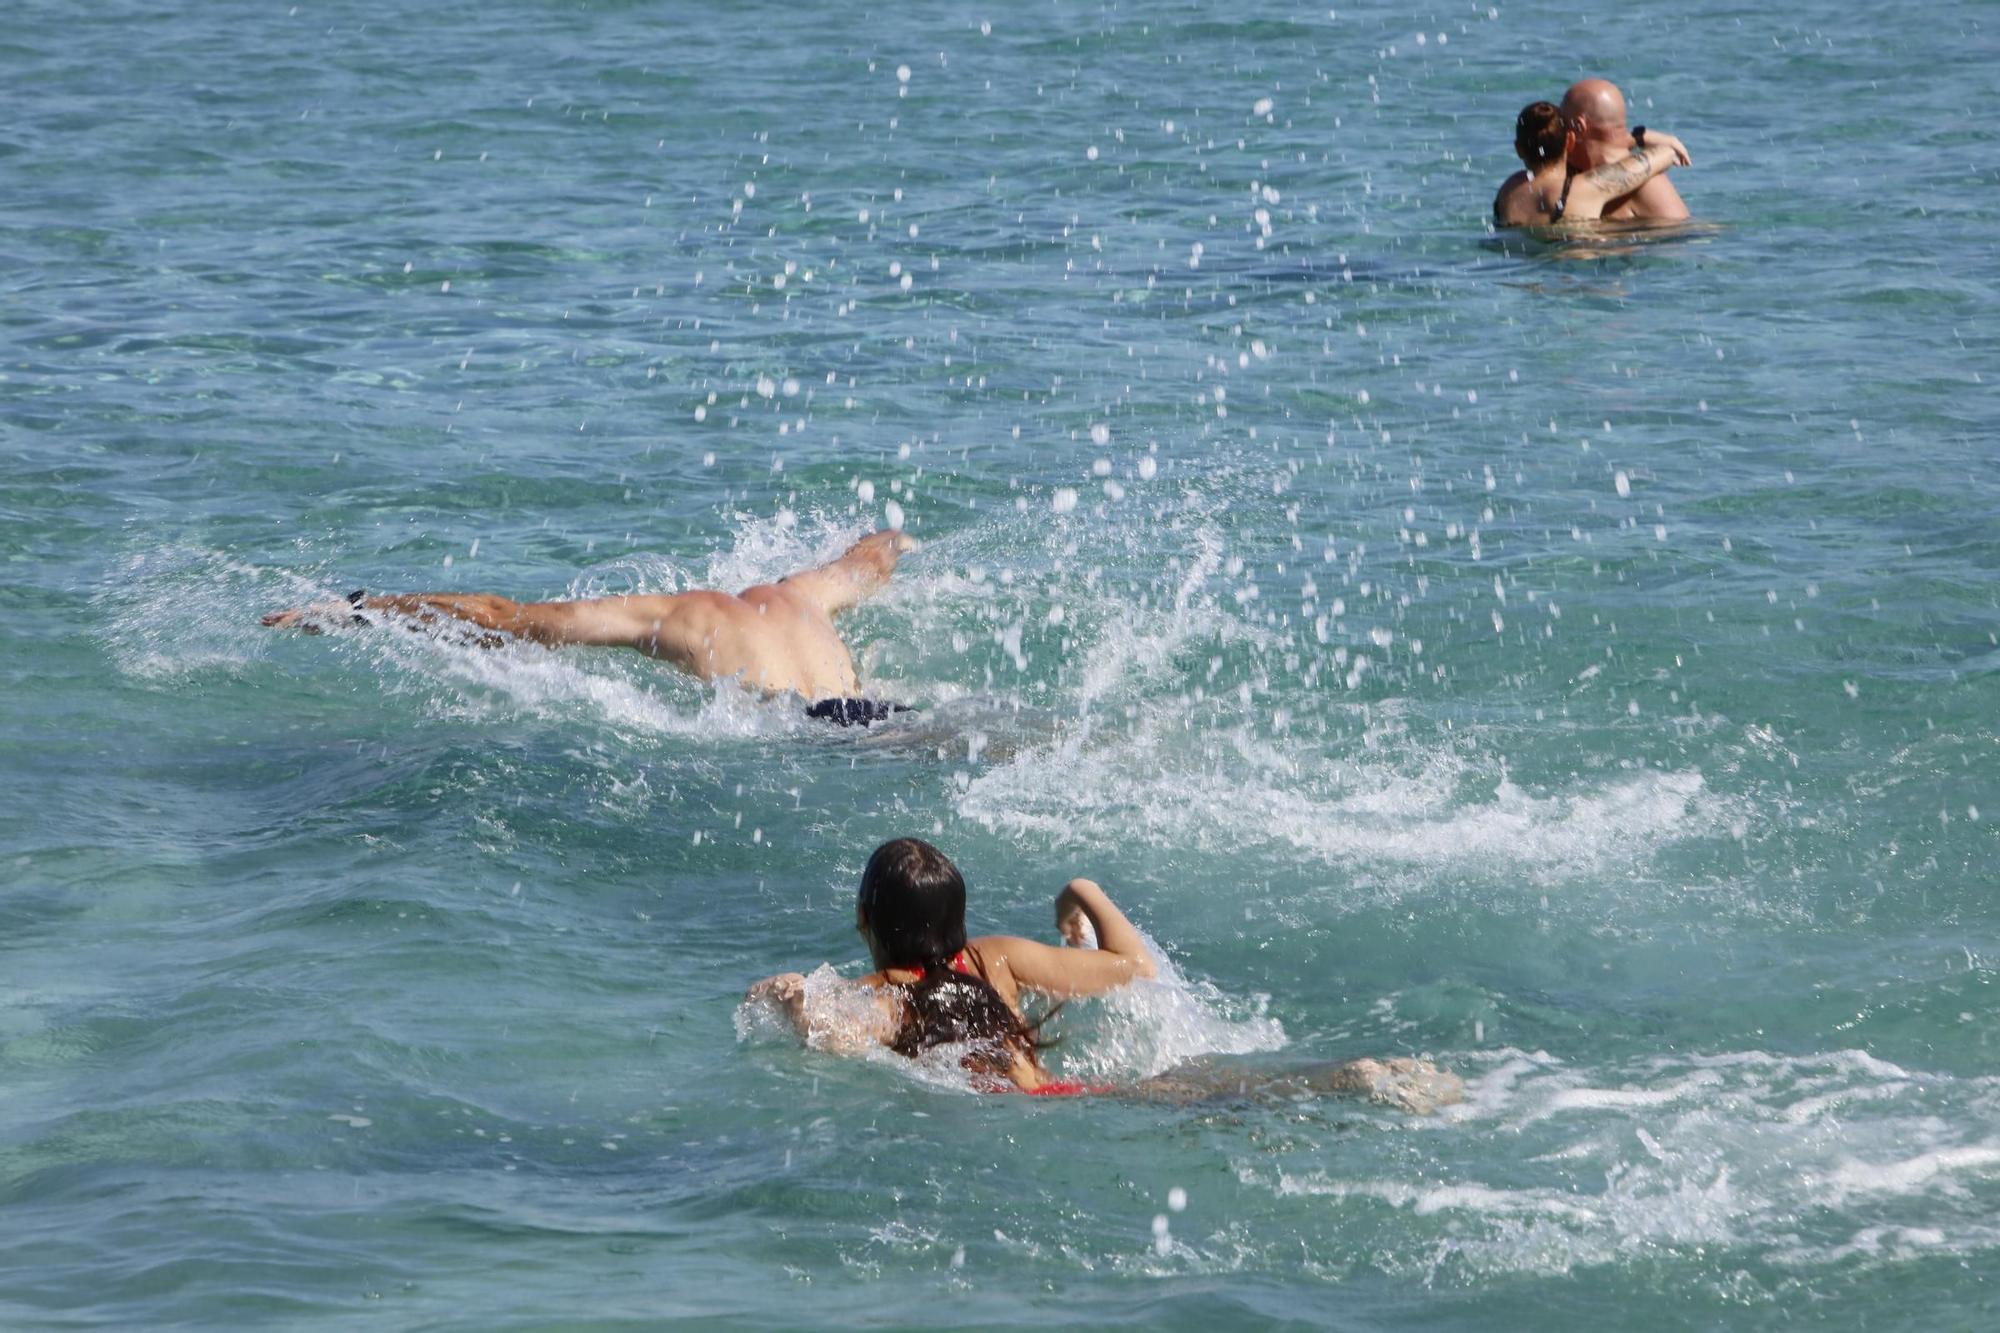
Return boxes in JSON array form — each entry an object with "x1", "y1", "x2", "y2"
[
  {"x1": 1561, "y1": 78, "x2": 1628, "y2": 142},
  {"x1": 1560, "y1": 78, "x2": 1632, "y2": 170}
]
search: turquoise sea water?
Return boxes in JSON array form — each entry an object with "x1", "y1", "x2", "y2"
[{"x1": 6, "y1": 0, "x2": 1999, "y2": 1324}]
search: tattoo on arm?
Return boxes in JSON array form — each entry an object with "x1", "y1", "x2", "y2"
[{"x1": 1583, "y1": 149, "x2": 1658, "y2": 197}]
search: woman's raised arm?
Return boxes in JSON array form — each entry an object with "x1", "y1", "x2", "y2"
[{"x1": 973, "y1": 878, "x2": 1157, "y2": 999}]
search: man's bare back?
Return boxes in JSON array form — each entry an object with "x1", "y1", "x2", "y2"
[{"x1": 263, "y1": 529, "x2": 917, "y2": 703}]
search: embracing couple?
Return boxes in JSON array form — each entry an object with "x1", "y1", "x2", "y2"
[{"x1": 1494, "y1": 77, "x2": 1694, "y2": 229}]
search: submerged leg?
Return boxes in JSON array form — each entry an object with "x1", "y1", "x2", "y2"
[
  {"x1": 1131, "y1": 1055, "x2": 1464, "y2": 1114},
  {"x1": 1301, "y1": 1057, "x2": 1465, "y2": 1115}
]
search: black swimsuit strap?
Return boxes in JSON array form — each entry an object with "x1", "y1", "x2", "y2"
[{"x1": 1552, "y1": 167, "x2": 1575, "y2": 222}]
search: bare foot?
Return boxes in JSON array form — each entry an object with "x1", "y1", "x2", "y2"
[{"x1": 1310, "y1": 1057, "x2": 1465, "y2": 1115}]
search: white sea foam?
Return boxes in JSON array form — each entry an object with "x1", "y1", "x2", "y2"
[
  {"x1": 1538, "y1": 1070, "x2": 1724, "y2": 1116},
  {"x1": 1051, "y1": 934, "x2": 1287, "y2": 1083},
  {"x1": 959, "y1": 713, "x2": 1726, "y2": 887},
  {"x1": 367, "y1": 629, "x2": 790, "y2": 740},
  {"x1": 1277, "y1": 1174, "x2": 1601, "y2": 1223},
  {"x1": 879, "y1": 498, "x2": 1744, "y2": 886},
  {"x1": 699, "y1": 508, "x2": 873, "y2": 593},
  {"x1": 97, "y1": 544, "x2": 319, "y2": 682},
  {"x1": 1827, "y1": 1144, "x2": 2000, "y2": 1197},
  {"x1": 1251, "y1": 1046, "x2": 2000, "y2": 1277},
  {"x1": 1070, "y1": 522, "x2": 1244, "y2": 710}
]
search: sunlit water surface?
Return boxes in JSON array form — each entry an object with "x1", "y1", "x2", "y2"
[{"x1": 5, "y1": 0, "x2": 1998, "y2": 1325}]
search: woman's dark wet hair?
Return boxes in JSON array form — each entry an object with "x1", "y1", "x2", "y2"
[
  {"x1": 858, "y1": 838, "x2": 1056, "y2": 1082},
  {"x1": 858, "y1": 837, "x2": 968, "y2": 971},
  {"x1": 1514, "y1": 101, "x2": 1570, "y2": 167}
]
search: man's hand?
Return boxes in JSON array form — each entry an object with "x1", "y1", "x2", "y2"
[
  {"x1": 1648, "y1": 131, "x2": 1691, "y2": 167},
  {"x1": 263, "y1": 588, "x2": 373, "y2": 632},
  {"x1": 855, "y1": 529, "x2": 920, "y2": 562},
  {"x1": 774, "y1": 529, "x2": 920, "y2": 618},
  {"x1": 260, "y1": 600, "x2": 357, "y2": 633}
]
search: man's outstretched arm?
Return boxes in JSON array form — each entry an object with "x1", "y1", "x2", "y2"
[
  {"x1": 772, "y1": 529, "x2": 918, "y2": 618},
  {"x1": 261, "y1": 590, "x2": 662, "y2": 648}
]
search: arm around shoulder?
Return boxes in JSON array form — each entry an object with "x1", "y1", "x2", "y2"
[{"x1": 1577, "y1": 131, "x2": 1692, "y2": 207}]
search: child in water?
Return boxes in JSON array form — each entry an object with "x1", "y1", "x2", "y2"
[{"x1": 746, "y1": 838, "x2": 1462, "y2": 1111}]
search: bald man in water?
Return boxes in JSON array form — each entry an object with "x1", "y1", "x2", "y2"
[
  {"x1": 1560, "y1": 78, "x2": 1691, "y2": 222},
  {"x1": 262, "y1": 529, "x2": 919, "y2": 724}
]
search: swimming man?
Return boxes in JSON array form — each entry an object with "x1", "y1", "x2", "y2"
[{"x1": 262, "y1": 529, "x2": 918, "y2": 723}]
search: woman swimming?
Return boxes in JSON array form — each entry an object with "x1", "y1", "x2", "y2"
[
  {"x1": 746, "y1": 838, "x2": 1464, "y2": 1112},
  {"x1": 1492, "y1": 102, "x2": 1691, "y2": 228},
  {"x1": 746, "y1": 837, "x2": 1156, "y2": 1094}
]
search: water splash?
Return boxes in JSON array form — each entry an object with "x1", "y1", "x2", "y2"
[{"x1": 736, "y1": 945, "x2": 1285, "y2": 1093}]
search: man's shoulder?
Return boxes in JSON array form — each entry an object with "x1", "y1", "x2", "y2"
[
  {"x1": 634, "y1": 588, "x2": 742, "y2": 635},
  {"x1": 1627, "y1": 172, "x2": 1691, "y2": 221},
  {"x1": 738, "y1": 582, "x2": 834, "y2": 623}
]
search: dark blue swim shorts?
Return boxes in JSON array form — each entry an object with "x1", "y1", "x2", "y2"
[{"x1": 804, "y1": 698, "x2": 912, "y2": 727}]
